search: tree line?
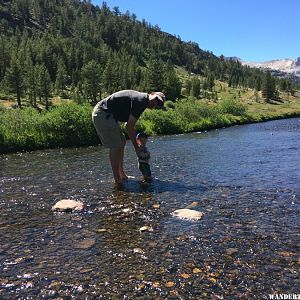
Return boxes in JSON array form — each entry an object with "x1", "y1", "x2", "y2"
[{"x1": 0, "y1": 0, "x2": 297, "y2": 108}]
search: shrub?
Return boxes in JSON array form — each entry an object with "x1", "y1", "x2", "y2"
[
  {"x1": 175, "y1": 99, "x2": 219, "y2": 121},
  {"x1": 43, "y1": 104, "x2": 98, "y2": 147},
  {"x1": 0, "y1": 104, "x2": 98, "y2": 153},
  {"x1": 164, "y1": 100, "x2": 175, "y2": 110},
  {"x1": 218, "y1": 99, "x2": 246, "y2": 116},
  {"x1": 140, "y1": 109, "x2": 186, "y2": 134},
  {"x1": 136, "y1": 119, "x2": 155, "y2": 135}
]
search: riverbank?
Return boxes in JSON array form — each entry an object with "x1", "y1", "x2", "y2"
[{"x1": 0, "y1": 97, "x2": 300, "y2": 154}]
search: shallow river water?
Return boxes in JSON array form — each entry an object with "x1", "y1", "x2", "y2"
[{"x1": 0, "y1": 118, "x2": 299, "y2": 299}]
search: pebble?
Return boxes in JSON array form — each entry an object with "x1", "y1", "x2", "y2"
[
  {"x1": 165, "y1": 281, "x2": 175, "y2": 288},
  {"x1": 133, "y1": 248, "x2": 144, "y2": 254},
  {"x1": 139, "y1": 226, "x2": 154, "y2": 232}
]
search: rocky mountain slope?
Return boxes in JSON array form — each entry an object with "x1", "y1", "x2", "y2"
[{"x1": 242, "y1": 58, "x2": 300, "y2": 78}]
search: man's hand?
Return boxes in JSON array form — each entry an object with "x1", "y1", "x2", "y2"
[
  {"x1": 137, "y1": 150, "x2": 148, "y2": 159},
  {"x1": 138, "y1": 151, "x2": 150, "y2": 159}
]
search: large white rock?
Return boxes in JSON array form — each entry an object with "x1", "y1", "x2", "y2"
[
  {"x1": 171, "y1": 209, "x2": 203, "y2": 221},
  {"x1": 52, "y1": 199, "x2": 84, "y2": 212}
]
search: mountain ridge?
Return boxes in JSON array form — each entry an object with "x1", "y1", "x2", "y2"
[{"x1": 241, "y1": 57, "x2": 300, "y2": 78}]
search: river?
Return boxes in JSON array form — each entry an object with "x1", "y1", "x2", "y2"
[{"x1": 0, "y1": 118, "x2": 299, "y2": 299}]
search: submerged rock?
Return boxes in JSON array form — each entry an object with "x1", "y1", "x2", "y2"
[
  {"x1": 185, "y1": 201, "x2": 199, "y2": 209},
  {"x1": 75, "y1": 238, "x2": 96, "y2": 249},
  {"x1": 171, "y1": 209, "x2": 203, "y2": 221},
  {"x1": 52, "y1": 199, "x2": 84, "y2": 212},
  {"x1": 225, "y1": 248, "x2": 238, "y2": 256}
]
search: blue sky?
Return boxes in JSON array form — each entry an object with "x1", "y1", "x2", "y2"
[{"x1": 92, "y1": 0, "x2": 300, "y2": 62}]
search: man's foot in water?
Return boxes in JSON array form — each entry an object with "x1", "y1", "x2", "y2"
[
  {"x1": 113, "y1": 180, "x2": 125, "y2": 190},
  {"x1": 119, "y1": 171, "x2": 129, "y2": 181}
]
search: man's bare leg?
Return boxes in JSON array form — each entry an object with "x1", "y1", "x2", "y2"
[
  {"x1": 109, "y1": 148, "x2": 123, "y2": 184},
  {"x1": 119, "y1": 141, "x2": 128, "y2": 180}
]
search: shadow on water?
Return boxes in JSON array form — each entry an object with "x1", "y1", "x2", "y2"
[{"x1": 116, "y1": 178, "x2": 208, "y2": 194}]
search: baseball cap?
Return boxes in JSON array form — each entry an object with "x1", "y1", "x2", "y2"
[{"x1": 154, "y1": 92, "x2": 165, "y2": 103}]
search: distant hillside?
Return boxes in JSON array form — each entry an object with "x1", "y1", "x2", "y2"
[{"x1": 0, "y1": 0, "x2": 297, "y2": 108}]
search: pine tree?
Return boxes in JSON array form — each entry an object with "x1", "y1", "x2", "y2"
[
  {"x1": 191, "y1": 77, "x2": 201, "y2": 98},
  {"x1": 25, "y1": 56, "x2": 37, "y2": 108},
  {"x1": 164, "y1": 66, "x2": 181, "y2": 100},
  {"x1": 183, "y1": 79, "x2": 192, "y2": 97},
  {"x1": 81, "y1": 60, "x2": 102, "y2": 104},
  {"x1": 262, "y1": 72, "x2": 276, "y2": 102},
  {"x1": 147, "y1": 59, "x2": 164, "y2": 91},
  {"x1": 103, "y1": 58, "x2": 114, "y2": 94},
  {"x1": 203, "y1": 74, "x2": 215, "y2": 92},
  {"x1": 4, "y1": 53, "x2": 24, "y2": 108},
  {"x1": 128, "y1": 56, "x2": 141, "y2": 89},
  {"x1": 255, "y1": 77, "x2": 262, "y2": 91},
  {"x1": 36, "y1": 64, "x2": 52, "y2": 110},
  {"x1": 55, "y1": 58, "x2": 68, "y2": 96},
  {"x1": 0, "y1": 36, "x2": 9, "y2": 82},
  {"x1": 279, "y1": 79, "x2": 288, "y2": 92}
]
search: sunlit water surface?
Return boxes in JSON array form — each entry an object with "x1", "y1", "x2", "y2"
[{"x1": 0, "y1": 118, "x2": 299, "y2": 299}]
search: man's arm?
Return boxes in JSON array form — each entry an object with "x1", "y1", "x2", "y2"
[{"x1": 125, "y1": 114, "x2": 141, "y2": 155}]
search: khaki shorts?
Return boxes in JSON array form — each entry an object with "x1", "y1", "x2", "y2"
[{"x1": 92, "y1": 106, "x2": 126, "y2": 149}]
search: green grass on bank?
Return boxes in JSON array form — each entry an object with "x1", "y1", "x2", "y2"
[
  {"x1": 1, "y1": 95, "x2": 300, "y2": 154},
  {"x1": 136, "y1": 98, "x2": 247, "y2": 134},
  {"x1": 0, "y1": 103, "x2": 99, "y2": 153}
]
